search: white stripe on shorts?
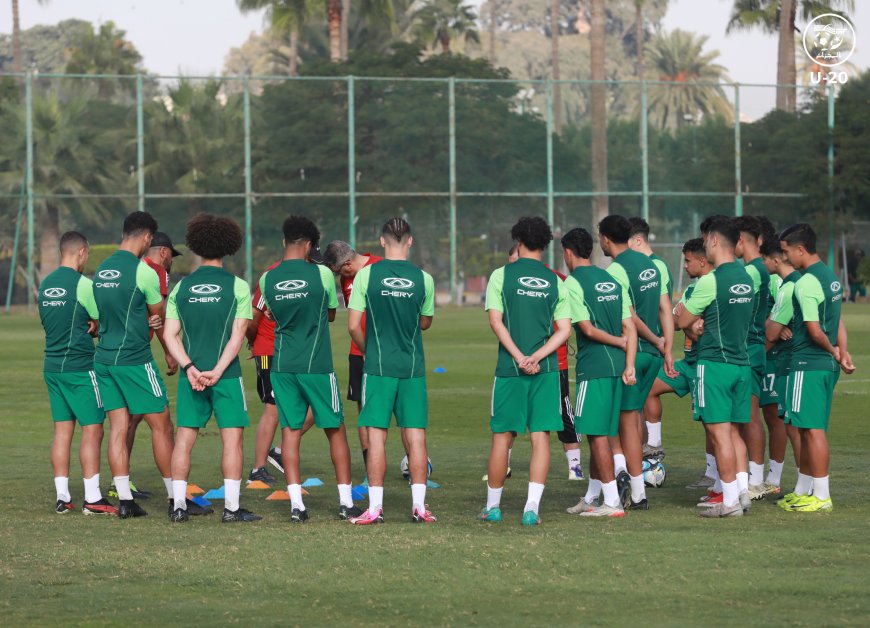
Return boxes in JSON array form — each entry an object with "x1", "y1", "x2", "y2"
[
  {"x1": 361, "y1": 374, "x2": 367, "y2": 408},
  {"x1": 145, "y1": 363, "x2": 162, "y2": 397},
  {"x1": 239, "y1": 377, "x2": 248, "y2": 412},
  {"x1": 697, "y1": 364, "x2": 705, "y2": 408},
  {"x1": 574, "y1": 380, "x2": 588, "y2": 418},
  {"x1": 89, "y1": 370, "x2": 103, "y2": 408}
]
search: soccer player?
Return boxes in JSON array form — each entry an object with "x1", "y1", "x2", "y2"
[
  {"x1": 38, "y1": 232, "x2": 116, "y2": 515},
  {"x1": 347, "y1": 218, "x2": 437, "y2": 524},
  {"x1": 676, "y1": 217, "x2": 755, "y2": 518},
  {"x1": 733, "y1": 216, "x2": 772, "y2": 499},
  {"x1": 261, "y1": 215, "x2": 359, "y2": 523},
  {"x1": 773, "y1": 224, "x2": 855, "y2": 512},
  {"x1": 598, "y1": 215, "x2": 674, "y2": 510},
  {"x1": 163, "y1": 214, "x2": 261, "y2": 523},
  {"x1": 479, "y1": 217, "x2": 572, "y2": 525},
  {"x1": 561, "y1": 228, "x2": 637, "y2": 518},
  {"x1": 642, "y1": 238, "x2": 714, "y2": 488},
  {"x1": 93, "y1": 212, "x2": 175, "y2": 518}
]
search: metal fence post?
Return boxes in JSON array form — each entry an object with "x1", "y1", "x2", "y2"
[
  {"x1": 244, "y1": 75, "x2": 253, "y2": 286},
  {"x1": 136, "y1": 74, "x2": 144, "y2": 212},
  {"x1": 449, "y1": 77, "x2": 457, "y2": 303},
  {"x1": 25, "y1": 72, "x2": 34, "y2": 309},
  {"x1": 347, "y1": 76, "x2": 356, "y2": 249},
  {"x1": 546, "y1": 80, "x2": 555, "y2": 268},
  {"x1": 734, "y1": 83, "x2": 743, "y2": 217},
  {"x1": 827, "y1": 83, "x2": 835, "y2": 267},
  {"x1": 640, "y1": 80, "x2": 649, "y2": 222}
]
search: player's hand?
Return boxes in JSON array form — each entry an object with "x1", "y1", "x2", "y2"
[
  {"x1": 186, "y1": 367, "x2": 206, "y2": 391},
  {"x1": 264, "y1": 309, "x2": 274, "y2": 321},
  {"x1": 520, "y1": 363, "x2": 541, "y2": 375},
  {"x1": 87, "y1": 320, "x2": 99, "y2": 337},
  {"x1": 622, "y1": 366, "x2": 637, "y2": 386},
  {"x1": 692, "y1": 319, "x2": 704, "y2": 336},
  {"x1": 779, "y1": 327, "x2": 793, "y2": 341},
  {"x1": 165, "y1": 354, "x2": 178, "y2": 376},
  {"x1": 655, "y1": 336, "x2": 666, "y2": 355},
  {"x1": 197, "y1": 370, "x2": 222, "y2": 387},
  {"x1": 672, "y1": 302, "x2": 684, "y2": 318},
  {"x1": 664, "y1": 352, "x2": 678, "y2": 379},
  {"x1": 839, "y1": 350, "x2": 856, "y2": 374},
  {"x1": 148, "y1": 314, "x2": 163, "y2": 330}
]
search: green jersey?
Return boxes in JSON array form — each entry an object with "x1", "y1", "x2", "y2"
[
  {"x1": 348, "y1": 259, "x2": 435, "y2": 379},
  {"x1": 565, "y1": 266, "x2": 631, "y2": 381},
  {"x1": 683, "y1": 261, "x2": 754, "y2": 365},
  {"x1": 93, "y1": 250, "x2": 163, "y2": 366},
  {"x1": 166, "y1": 266, "x2": 252, "y2": 379},
  {"x1": 650, "y1": 253, "x2": 673, "y2": 300},
  {"x1": 767, "y1": 274, "x2": 783, "y2": 359},
  {"x1": 260, "y1": 259, "x2": 338, "y2": 374},
  {"x1": 744, "y1": 257, "x2": 771, "y2": 346},
  {"x1": 787, "y1": 261, "x2": 842, "y2": 372},
  {"x1": 485, "y1": 257, "x2": 570, "y2": 378},
  {"x1": 769, "y1": 270, "x2": 802, "y2": 367},
  {"x1": 680, "y1": 282, "x2": 699, "y2": 367},
  {"x1": 607, "y1": 249, "x2": 667, "y2": 356},
  {"x1": 38, "y1": 266, "x2": 99, "y2": 373}
]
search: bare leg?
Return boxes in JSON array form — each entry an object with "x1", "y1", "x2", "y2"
[
  {"x1": 588, "y1": 435, "x2": 614, "y2": 483},
  {"x1": 528, "y1": 431, "x2": 551, "y2": 485},
  {"x1": 79, "y1": 424, "x2": 103, "y2": 478},
  {"x1": 366, "y1": 427, "x2": 388, "y2": 487},
  {"x1": 221, "y1": 427, "x2": 244, "y2": 481},
  {"x1": 142, "y1": 406, "x2": 174, "y2": 479},
  {"x1": 253, "y1": 403, "x2": 279, "y2": 469},
  {"x1": 786, "y1": 424, "x2": 801, "y2": 468},
  {"x1": 762, "y1": 403, "x2": 787, "y2": 466},
  {"x1": 126, "y1": 414, "x2": 144, "y2": 456},
  {"x1": 325, "y1": 424, "x2": 352, "y2": 485},
  {"x1": 107, "y1": 408, "x2": 131, "y2": 478},
  {"x1": 487, "y1": 432, "x2": 513, "y2": 489},
  {"x1": 707, "y1": 423, "x2": 736, "y2": 483},
  {"x1": 403, "y1": 428, "x2": 428, "y2": 485},
  {"x1": 51, "y1": 421, "x2": 75, "y2": 478},
  {"x1": 170, "y1": 427, "x2": 198, "y2": 482},
  {"x1": 802, "y1": 428, "x2": 829, "y2": 478},
  {"x1": 618, "y1": 410, "x2": 643, "y2": 477},
  {"x1": 738, "y1": 395, "x2": 765, "y2": 472},
  {"x1": 280, "y1": 427, "x2": 304, "y2": 485}
]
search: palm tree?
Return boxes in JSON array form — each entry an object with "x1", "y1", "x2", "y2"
[
  {"x1": 590, "y1": 0, "x2": 608, "y2": 238},
  {"x1": 410, "y1": 0, "x2": 480, "y2": 54},
  {"x1": 645, "y1": 29, "x2": 732, "y2": 132},
  {"x1": 237, "y1": 0, "x2": 314, "y2": 76},
  {"x1": 11, "y1": 0, "x2": 51, "y2": 73},
  {"x1": 727, "y1": 0, "x2": 855, "y2": 113}
]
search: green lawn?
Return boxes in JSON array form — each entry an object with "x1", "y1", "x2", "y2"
[{"x1": 1, "y1": 306, "x2": 869, "y2": 626}]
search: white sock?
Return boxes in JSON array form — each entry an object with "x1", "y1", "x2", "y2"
[
  {"x1": 602, "y1": 480, "x2": 620, "y2": 508},
  {"x1": 486, "y1": 484, "x2": 503, "y2": 510},
  {"x1": 629, "y1": 474, "x2": 646, "y2": 502},
  {"x1": 54, "y1": 476, "x2": 70, "y2": 502},
  {"x1": 565, "y1": 449, "x2": 581, "y2": 468},
  {"x1": 794, "y1": 472, "x2": 813, "y2": 496},
  {"x1": 713, "y1": 477, "x2": 723, "y2": 492},
  {"x1": 736, "y1": 471, "x2": 749, "y2": 495},
  {"x1": 613, "y1": 454, "x2": 627, "y2": 475},
  {"x1": 584, "y1": 478, "x2": 602, "y2": 503},
  {"x1": 748, "y1": 462, "x2": 764, "y2": 486},
  {"x1": 524, "y1": 482, "x2": 545, "y2": 513},
  {"x1": 287, "y1": 483, "x2": 305, "y2": 511},
  {"x1": 337, "y1": 483, "x2": 353, "y2": 508},
  {"x1": 411, "y1": 483, "x2": 426, "y2": 509},
  {"x1": 83, "y1": 474, "x2": 101, "y2": 503},
  {"x1": 722, "y1": 479, "x2": 740, "y2": 507},
  {"x1": 114, "y1": 475, "x2": 133, "y2": 501},
  {"x1": 172, "y1": 480, "x2": 188, "y2": 511},
  {"x1": 646, "y1": 421, "x2": 662, "y2": 447},
  {"x1": 163, "y1": 477, "x2": 172, "y2": 498},
  {"x1": 767, "y1": 460, "x2": 784, "y2": 486},
  {"x1": 812, "y1": 476, "x2": 830, "y2": 501},
  {"x1": 368, "y1": 485, "x2": 384, "y2": 513},
  {"x1": 224, "y1": 479, "x2": 241, "y2": 512},
  {"x1": 705, "y1": 453, "x2": 717, "y2": 479}
]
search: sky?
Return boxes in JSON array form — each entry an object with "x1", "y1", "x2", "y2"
[{"x1": 4, "y1": 0, "x2": 869, "y2": 118}]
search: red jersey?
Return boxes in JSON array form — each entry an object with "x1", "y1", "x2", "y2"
[
  {"x1": 251, "y1": 261, "x2": 280, "y2": 357},
  {"x1": 341, "y1": 254, "x2": 383, "y2": 357},
  {"x1": 144, "y1": 256, "x2": 169, "y2": 297},
  {"x1": 547, "y1": 266, "x2": 570, "y2": 371}
]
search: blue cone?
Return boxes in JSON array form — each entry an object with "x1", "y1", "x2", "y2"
[
  {"x1": 191, "y1": 496, "x2": 211, "y2": 507},
  {"x1": 433, "y1": 367, "x2": 446, "y2": 373},
  {"x1": 301, "y1": 477, "x2": 324, "y2": 488},
  {"x1": 351, "y1": 484, "x2": 369, "y2": 501},
  {"x1": 426, "y1": 480, "x2": 441, "y2": 489},
  {"x1": 203, "y1": 487, "x2": 225, "y2": 499}
]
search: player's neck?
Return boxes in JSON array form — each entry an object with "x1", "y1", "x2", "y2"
[
  {"x1": 200, "y1": 259, "x2": 223, "y2": 268},
  {"x1": 778, "y1": 266, "x2": 795, "y2": 278},
  {"x1": 803, "y1": 255, "x2": 822, "y2": 268},
  {"x1": 118, "y1": 239, "x2": 144, "y2": 258},
  {"x1": 634, "y1": 243, "x2": 653, "y2": 256},
  {"x1": 352, "y1": 253, "x2": 370, "y2": 272},
  {"x1": 609, "y1": 243, "x2": 629, "y2": 257},
  {"x1": 382, "y1": 244, "x2": 409, "y2": 261},
  {"x1": 59, "y1": 259, "x2": 81, "y2": 273},
  {"x1": 712, "y1": 251, "x2": 736, "y2": 267},
  {"x1": 518, "y1": 252, "x2": 543, "y2": 262},
  {"x1": 283, "y1": 245, "x2": 307, "y2": 261},
  {"x1": 572, "y1": 258, "x2": 592, "y2": 269},
  {"x1": 741, "y1": 250, "x2": 760, "y2": 263}
]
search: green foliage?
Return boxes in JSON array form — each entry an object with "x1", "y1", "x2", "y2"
[
  {"x1": 410, "y1": 0, "x2": 481, "y2": 54},
  {"x1": 64, "y1": 21, "x2": 144, "y2": 98},
  {"x1": 857, "y1": 256, "x2": 870, "y2": 288},
  {"x1": 0, "y1": 19, "x2": 92, "y2": 73}
]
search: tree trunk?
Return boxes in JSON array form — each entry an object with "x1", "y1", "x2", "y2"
[
  {"x1": 488, "y1": 0, "x2": 497, "y2": 63},
  {"x1": 440, "y1": 35, "x2": 451, "y2": 54},
  {"x1": 327, "y1": 0, "x2": 342, "y2": 63},
  {"x1": 39, "y1": 204, "x2": 61, "y2": 280},
  {"x1": 12, "y1": 0, "x2": 22, "y2": 73},
  {"x1": 550, "y1": 0, "x2": 562, "y2": 133},
  {"x1": 288, "y1": 27, "x2": 299, "y2": 77},
  {"x1": 590, "y1": 0, "x2": 608, "y2": 262},
  {"x1": 776, "y1": 0, "x2": 796, "y2": 113},
  {"x1": 636, "y1": 1, "x2": 645, "y2": 146},
  {"x1": 340, "y1": 0, "x2": 350, "y2": 60}
]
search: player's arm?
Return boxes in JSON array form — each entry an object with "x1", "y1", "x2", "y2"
[
  {"x1": 162, "y1": 286, "x2": 204, "y2": 392},
  {"x1": 420, "y1": 271, "x2": 435, "y2": 331},
  {"x1": 77, "y1": 276, "x2": 100, "y2": 337},
  {"x1": 622, "y1": 317, "x2": 638, "y2": 386},
  {"x1": 139, "y1": 263, "x2": 177, "y2": 375},
  {"x1": 659, "y1": 292, "x2": 674, "y2": 357},
  {"x1": 347, "y1": 266, "x2": 370, "y2": 349},
  {"x1": 527, "y1": 280, "x2": 573, "y2": 367},
  {"x1": 488, "y1": 309, "x2": 526, "y2": 364},
  {"x1": 795, "y1": 276, "x2": 837, "y2": 358},
  {"x1": 837, "y1": 318, "x2": 856, "y2": 374},
  {"x1": 676, "y1": 273, "x2": 715, "y2": 329},
  {"x1": 578, "y1": 321, "x2": 626, "y2": 349},
  {"x1": 247, "y1": 279, "x2": 266, "y2": 344},
  {"x1": 200, "y1": 279, "x2": 254, "y2": 386}
]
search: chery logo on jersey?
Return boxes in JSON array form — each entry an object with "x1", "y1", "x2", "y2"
[
  {"x1": 41, "y1": 287, "x2": 68, "y2": 306},
  {"x1": 638, "y1": 268, "x2": 660, "y2": 292},
  {"x1": 95, "y1": 269, "x2": 122, "y2": 288},
  {"x1": 594, "y1": 281, "x2": 619, "y2": 302},
  {"x1": 729, "y1": 283, "x2": 752, "y2": 304},
  {"x1": 831, "y1": 281, "x2": 843, "y2": 302},
  {"x1": 274, "y1": 279, "x2": 309, "y2": 301},
  {"x1": 381, "y1": 277, "x2": 415, "y2": 298},
  {"x1": 517, "y1": 276, "x2": 551, "y2": 298},
  {"x1": 189, "y1": 283, "x2": 222, "y2": 303}
]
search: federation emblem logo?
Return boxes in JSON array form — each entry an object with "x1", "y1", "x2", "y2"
[
  {"x1": 97, "y1": 270, "x2": 121, "y2": 280},
  {"x1": 518, "y1": 277, "x2": 550, "y2": 289},
  {"x1": 729, "y1": 284, "x2": 752, "y2": 295},
  {"x1": 638, "y1": 269, "x2": 657, "y2": 282},
  {"x1": 381, "y1": 278, "x2": 415, "y2": 289},
  {"x1": 595, "y1": 282, "x2": 617, "y2": 293},
  {"x1": 275, "y1": 280, "x2": 308, "y2": 292},
  {"x1": 831, "y1": 281, "x2": 841, "y2": 293},
  {"x1": 43, "y1": 287, "x2": 67, "y2": 298},
  {"x1": 189, "y1": 284, "x2": 222, "y2": 295},
  {"x1": 803, "y1": 14, "x2": 856, "y2": 68}
]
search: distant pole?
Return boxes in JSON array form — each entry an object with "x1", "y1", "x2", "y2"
[
  {"x1": 449, "y1": 77, "x2": 458, "y2": 303},
  {"x1": 244, "y1": 75, "x2": 253, "y2": 286},
  {"x1": 734, "y1": 84, "x2": 743, "y2": 217},
  {"x1": 827, "y1": 83, "x2": 835, "y2": 266},
  {"x1": 546, "y1": 80, "x2": 555, "y2": 268},
  {"x1": 347, "y1": 76, "x2": 356, "y2": 249},
  {"x1": 640, "y1": 81, "x2": 649, "y2": 221},
  {"x1": 136, "y1": 74, "x2": 145, "y2": 212},
  {"x1": 25, "y1": 72, "x2": 34, "y2": 309}
]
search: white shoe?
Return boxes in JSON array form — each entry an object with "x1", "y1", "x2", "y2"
[
  {"x1": 579, "y1": 503, "x2": 625, "y2": 518},
  {"x1": 566, "y1": 498, "x2": 597, "y2": 514}
]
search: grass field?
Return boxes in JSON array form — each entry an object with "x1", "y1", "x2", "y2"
[{"x1": 1, "y1": 306, "x2": 869, "y2": 626}]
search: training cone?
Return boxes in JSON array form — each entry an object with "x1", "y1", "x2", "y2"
[
  {"x1": 245, "y1": 480, "x2": 271, "y2": 490},
  {"x1": 186, "y1": 484, "x2": 204, "y2": 496},
  {"x1": 301, "y1": 477, "x2": 324, "y2": 488},
  {"x1": 190, "y1": 496, "x2": 211, "y2": 507},
  {"x1": 426, "y1": 479, "x2": 441, "y2": 489},
  {"x1": 351, "y1": 485, "x2": 369, "y2": 501},
  {"x1": 203, "y1": 487, "x2": 225, "y2": 499},
  {"x1": 267, "y1": 491, "x2": 289, "y2": 501}
]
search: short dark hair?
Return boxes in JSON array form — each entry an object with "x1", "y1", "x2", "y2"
[
  {"x1": 59, "y1": 231, "x2": 88, "y2": 255},
  {"x1": 733, "y1": 215, "x2": 761, "y2": 239},
  {"x1": 779, "y1": 223, "x2": 817, "y2": 254},
  {"x1": 597, "y1": 214, "x2": 631, "y2": 244},
  {"x1": 682, "y1": 237, "x2": 706, "y2": 256},
  {"x1": 185, "y1": 213, "x2": 243, "y2": 260},
  {"x1": 382, "y1": 217, "x2": 412, "y2": 242},
  {"x1": 283, "y1": 215, "x2": 321, "y2": 248},
  {"x1": 122, "y1": 211, "x2": 158, "y2": 238},
  {"x1": 511, "y1": 216, "x2": 552, "y2": 252},
  {"x1": 755, "y1": 215, "x2": 777, "y2": 241},
  {"x1": 628, "y1": 217, "x2": 650, "y2": 240},
  {"x1": 760, "y1": 237, "x2": 783, "y2": 258},
  {"x1": 706, "y1": 216, "x2": 740, "y2": 248},
  {"x1": 561, "y1": 228, "x2": 593, "y2": 260},
  {"x1": 700, "y1": 214, "x2": 729, "y2": 235}
]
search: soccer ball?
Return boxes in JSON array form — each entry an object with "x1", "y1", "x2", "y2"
[
  {"x1": 400, "y1": 455, "x2": 433, "y2": 480},
  {"x1": 642, "y1": 457, "x2": 666, "y2": 488}
]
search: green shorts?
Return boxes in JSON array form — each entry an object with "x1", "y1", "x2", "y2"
[
  {"x1": 271, "y1": 372, "x2": 344, "y2": 430},
  {"x1": 359, "y1": 374, "x2": 428, "y2": 429},
  {"x1": 748, "y1": 343, "x2": 766, "y2": 399},
  {"x1": 176, "y1": 376, "x2": 250, "y2": 430},
  {"x1": 490, "y1": 371, "x2": 562, "y2": 434},
  {"x1": 656, "y1": 359, "x2": 696, "y2": 398},
  {"x1": 44, "y1": 371, "x2": 105, "y2": 426},
  {"x1": 693, "y1": 361, "x2": 751, "y2": 424},
  {"x1": 784, "y1": 370, "x2": 839, "y2": 431},
  {"x1": 94, "y1": 361, "x2": 168, "y2": 415},
  {"x1": 622, "y1": 352, "x2": 663, "y2": 411},
  {"x1": 774, "y1": 364, "x2": 790, "y2": 418},
  {"x1": 574, "y1": 377, "x2": 623, "y2": 437},
  {"x1": 759, "y1": 354, "x2": 780, "y2": 407}
]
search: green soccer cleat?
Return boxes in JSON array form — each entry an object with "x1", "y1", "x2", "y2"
[
  {"x1": 776, "y1": 492, "x2": 806, "y2": 509},
  {"x1": 478, "y1": 506, "x2": 502, "y2": 522},
  {"x1": 784, "y1": 495, "x2": 833, "y2": 512},
  {"x1": 521, "y1": 510, "x2": 541, "y2": 526}
]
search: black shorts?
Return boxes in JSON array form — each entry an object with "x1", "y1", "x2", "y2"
[
  {"x1": 347, "y1": 355, "x2": 364, "y2": 402},
  {"x1": 255, "y1": 355, "x2": 275, "y2": 405},
  {"x1": 557, "y1": 369, "x2": 579, "y2": 444}
]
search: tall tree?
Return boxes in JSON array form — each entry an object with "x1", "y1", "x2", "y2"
[
  {"x1": 590, "y1": 0, "x2": 608, "y2": 240},
  {"x1": 64, "y1": 21, "x2": 144, "y2": 98},
  {"x1": 237, "y1": 0, "x2": 314, "y2": 76},
  {"x1": 327, "y1": 0, "x2": 343, "y2": 61},
  {"x1": 410, "y1": 0, "x2": 480, "y2": 54}
]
